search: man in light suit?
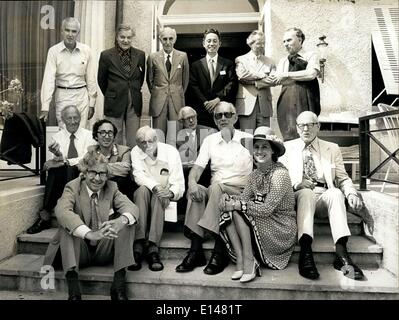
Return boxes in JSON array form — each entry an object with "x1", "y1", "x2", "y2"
[
  {"x1": 98, "y1": 24, "x2": 146, "y2": 147},
  {"x1": 235, "y1": 30, "x2": 276, "y2": 130},
  {"x1": 189, "y1": 28, "x2": 238, "y2": 129},
  {"x1": 44, "y1": 150, "x2": 139, "y2": 300},
  {"x1": 280, "y1": 111, "x2": 365, "y2": 281},
  {"x1": 147, "y1": 27, "x2": 189, "y2": 141}
]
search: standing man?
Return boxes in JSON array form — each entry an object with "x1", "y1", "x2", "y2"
[
  {"x1": 235, "y1": 30, "x2": 276, "y2": 130},
  {"x1": 189, "y1": 29, "x2": 238, "y2": 128},
  {"x1": 270, "y1": 27, "x2": 320, "y2": 141},
  {"x1": 27, "y1": 106, "x2": 95, "y2": 234},
  {"x1": 175, "y1": 102, "x2": 252, "y2": 275},
  {"x1": 130, "y1": 126, "x2": 185, "y2": 272},
  {"x1": 147, "y1": 27, "x2": 189, "y2": 141},
  {"x1": 40, "y1": 17, "x2": 97, "y2": 129},
  {"x1": 45, "y1": 150, "x2": 139, "y2": 300},
  {"x1": 280, "y1": 111, "x2": 365, "y2": 281},
  {"x1": 98, "y1": 24, "x2": 146, "y2": 147}
]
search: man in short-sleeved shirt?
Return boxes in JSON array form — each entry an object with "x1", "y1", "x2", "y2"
[
  {"x1": 40, "y1": 17, "x2": 97, "y2": 129},
  {"x1": 175, "y1": 101, "x2": 252, "y2": 275}
]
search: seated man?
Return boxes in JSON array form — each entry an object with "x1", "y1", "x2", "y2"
[
  {"x1": 48, "y1": 150, "x2": 139, "y2": 300},
  {"x1": 27, "y1": 105, "x2": 95, "y2": 234},
  {"x1": 280, "y1": 111, "x2": 365, "y2": 281},
  {"x1": 130, "y1": 126, "x2": 184, "y2": 271},
  {"x1": 176, "y1": 106, "x2": 217, "y2": 214},
  {"x1": 87, "y1": 119, "x2": 137, "y2": 200},
  {"x1": 175, "y1": 101, "x2": 253, "y2": 275}
]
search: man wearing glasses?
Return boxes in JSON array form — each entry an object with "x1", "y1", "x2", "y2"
[
  {"x1": 280, "y1": 111, "x2": 365, "y2": 281},
  {"x1": 27, "y1": 106, "x2": 95, "y2": 234},
  {"x1": 175, "y1": 101, "x2": 252, "y2": 275},
  {"x1": 189, "y1": 29, "x2": 238, "y2": 128},
  {"x1": 44, "y1": 150, "x2": 139, "y2": 300},
  {"x1": 130, "y1": 126, "x2": 184, "y2": 272},
  {"x1": 87, "y1": 119, "x2": 136, "y2": 200}
]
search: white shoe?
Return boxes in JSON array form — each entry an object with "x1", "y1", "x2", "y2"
[
  {"x1": 231, "y1": 270, "x2": 243, "y2": 280},
  {"x1": 240, "y1": 260, "x2": 261, "y2": 283}
]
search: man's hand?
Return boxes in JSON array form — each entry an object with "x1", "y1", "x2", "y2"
[
  {"x1": 188, "y1": 181, "x2": 204, "y2": 202},
  {"x1": 100, "y1": 216, "x2": 128, "y2": 238},
  {"x1": 295, "y1": 179, "x2": 315, "y2": 190},
  {"x1": 268, "y1": 72, "x2": 287, "y2": 85},
  {"x1": 40, "y1": 111, "x2": 49, "y2": 122},
  {"x1": 88, "y1": 107, "x2": 95, "y2": 120},
  {"x1": 48, "y1": 141, "x2": 62, "y2": 157},
  {"x1": 204, "y1": 97, "x2": 221, "y2": 113},
  {"x1": 43, "y1": 159, "x2": 65, "y2": 171},
  {"x1": 347, "y1": 194, "x2": 363, "y2": 212},
  {"x1": 85, "y1": 229, "x2": 106, "y2": 241},
  {"x1": 159, "y1": 197, "x2": 171, "y2": 209}
]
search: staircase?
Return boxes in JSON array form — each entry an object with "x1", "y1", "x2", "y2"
[{"x1": 0, "y1": 212, "x2": 398, "y2": 300}]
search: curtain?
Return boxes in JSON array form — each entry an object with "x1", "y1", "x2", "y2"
[{"x1": 0, "y1": 0, "x2": 74, "y2": 125}]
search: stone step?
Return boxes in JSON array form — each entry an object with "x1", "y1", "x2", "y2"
[
  {"x1": 17, "y1": 229, "x2": 382, "y2": 267},
  {"x1": 0, "y1": 254, "x2": 397, "y2": 300}
]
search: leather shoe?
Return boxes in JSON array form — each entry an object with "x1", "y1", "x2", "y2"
[
  {"x1": 110, "y1": 289, "x2": 128, "y2": 300},
  {"x1": 333, "y1": 255, "x2": 365, "y2": 280},
  {"x1": 298, "y1": 248, "x2": 320, "y2": 280},
  {"x1": 176, "y1": 250, "x2": 207, "y2": 273},
  {"x1": 68, "y1": 294, "x2": 82, "y2": 300},
  {"x1": 27, "y1": 217, "x2": 51, "y2": 234},
  {"x1": 147, "y1": 252, "x2": 164, "y2": 271},
  {"x1": 203, "y1": 252, "x2": 229, "y2": 275},
  {"x1": 128, "y1": 252, "x2": 143, "y2": 271}
]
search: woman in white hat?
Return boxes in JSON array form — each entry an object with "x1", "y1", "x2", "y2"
[{"x1": 218, "y1": 126, "x2": 297, "y2": 282}]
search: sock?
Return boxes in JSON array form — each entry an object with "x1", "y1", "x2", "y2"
[
  {"x1": 213, "y1": 235, "x2": 226, "y2": 255},
  {"x1": 190, "y1": 233, "x2": 204, "y2": 252},
  {"x1": 335, "y1": 236, "x2": 349, "y2": 257},
  {"x1": 299, "y1": 234, "x2": 313, "y2": 250},
  {"x1": 133, "y1": 239, "x2": 146, "y2": 254},
  {"x1": 147, "y1": 241, "x2": 158, "y2": 254},
  {"x1": 66, "y1": 270, "x2": 80, "y2": 297}
]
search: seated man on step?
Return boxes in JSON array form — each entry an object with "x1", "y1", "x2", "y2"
[{"x1": 280, "y1": 111, "x2": 365, "y2": 281}]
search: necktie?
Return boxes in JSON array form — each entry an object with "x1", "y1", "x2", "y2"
[
  {"x1": 120, "y1": 49, "x2": 131, "y2": 74},
  {"x1": 209, "y1": 59, "x2": 215, "y2": 85},
  {"x1": 166, "y1": 54, "x2": 172, "y2": 76},
  {"x1": 67, "y1": 134, "x2": 78, "y2": 159},
  {"x1": 184, "y1": 135, "x2": 190, "y2": 158},
  {"x1": 90, "y1": 193, "x2": 100, "y2": 246},
  {"x1": 303, "y1": 146, "x2": 318, "y2": 182}
]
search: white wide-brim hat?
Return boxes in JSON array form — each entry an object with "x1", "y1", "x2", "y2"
[{"x1": 241, "y1": 126, "x2": 285, "y2": 157}]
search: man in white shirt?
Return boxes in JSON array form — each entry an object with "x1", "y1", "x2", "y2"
[
  {"x1": 47, "y1": 150, "x2": 139, "y2": 300},
  {"x1": 40, "y1": 17, "x2": 97, "y2": 129},
  {"x1": 269, "y1": 27, "x2": 320, "y2": 141},
  {"x1": 146, "y1": 27, "x2": 189, "y2": 140},
  {"x1": 280, "y1": 111, "x2": 365, "y2": 281},
  {"x1": 175, "y1": 101, "x2": 253, "y2": 275},
  {"x1": 27, "y1": 105, "x2": 95, "y2": 234},
  {"x1": 130, "y1": 126, "x2": 185, "y2": 272}
]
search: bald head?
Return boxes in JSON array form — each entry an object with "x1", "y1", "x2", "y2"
[{"x1": 296, "y1": 111, "x2": 318, "y2": 124}]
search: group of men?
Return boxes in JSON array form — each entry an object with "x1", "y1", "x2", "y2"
[{"x1": 28, "y1": 17, "x2": 366, "y2": 300}]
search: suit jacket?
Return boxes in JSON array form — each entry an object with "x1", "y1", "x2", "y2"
[
  {"x1": 146, "y1": 49, "x2": 189, "y2": 117},
  {"x1": 98, "y1": 46, "x2": 146, "y2": 117},
  {"x1": 280, "y1": 138, "x2": 358, "y2": 197},
  {"x1": 43, "y1": 177, "x2": 138, "y2": 266},
  {"x1": 235, "y1": 52, "x2": 275, "y2": 117},
  {"x1": 189, "y1": 56, "x2": 238, "y2": 127}
]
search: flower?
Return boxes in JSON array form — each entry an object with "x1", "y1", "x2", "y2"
[{"x1": 1, "y1": 78, "x2": 23, "y2": 121}]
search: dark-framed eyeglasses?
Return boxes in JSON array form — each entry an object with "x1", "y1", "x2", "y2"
[
  {"x1": 98, "y1": 130, "x2": 114, "y2": 137},
  {"x1": 183, "y1": 115, "x2": 197, "y2": 122},
  {"x1": 214, "y1": 112, "x2": 235, "y2": 120},
  {"x1": 296, "y1": 123, "x2": 318, "y2": 130},
  {"x1": 87, "y1": 170, "x2": 107, "y2": 179}
]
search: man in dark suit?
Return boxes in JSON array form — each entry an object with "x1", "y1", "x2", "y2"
[
  {"x1": 189, "y1": 28, "x2": 238, "y2": 128},
  {"x1": 176, "y1": 106, "x2": 217, "y2": 215},
  {"x1": 44, "y1": 150, "x2": 139, "y2": 300},
  {"x1": 98, "y1": 24, "x2": 145, "y2": 147},
  {"x1": 147, "y1": 27, "x2": 189, "y2": 141}
]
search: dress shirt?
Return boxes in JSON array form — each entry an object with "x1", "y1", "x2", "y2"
[
  {"x1": 73, "y1": 185, "x2": 136, "y2": 239},
  {"x1": 51, "y1": 127, "x2": 96, "y2": 166},
  {"x1": 163, "y1": 49, "x2": 173, "y2": 65},
  {"x1": 206, "y1": 53, "x2": 218, "y2": 76},
  {"x1": 131, "y1": 142, "x2": 185, "y2": 201},
  {"x1": 276, "y1": 48, "x2": 319, "y2": 82},
  {"x1": 41, "y1": 41, "x2": 97, "y2": 112},
  {"x1": 195, "y1": 130, "x2": 253, "y2": 186},
  {"x1": 180, "y1": 129, "x2": 197, "y2": 165}
]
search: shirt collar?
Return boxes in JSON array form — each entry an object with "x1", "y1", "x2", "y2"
[
  {"x1": 85, "y1": 184, "x2": 101, "y2": 198},
  {"x1": 163, "y1": 49, "x2": 173, "y2": 59},
  {"x1": 206, "y1": 54, "x2": 218, "y2": 63},
  {"x1": 136, "y1": 143, "x2": 159, "y2": 160},
  {"x1": 249, "y1": 50, "x2": 261, "y2": 60},
  {"x1": 59, "y1": 41, "x2": 82, "y2": 53},
  {"x1": 64, "y1": 127, "x2": 82, "y2": 139},
  {"x1": 301, "y1": 137, "x2": 320, "y2": 152},
  {"x1": 117, "y1": 45, "x2": 131, "y2": 56},
  {"x1": 216, "y1": 129, "x2": 240, "y2": 144},
  {"x1": 94, "y1": 144, "x2": 119, "y2": 158}
]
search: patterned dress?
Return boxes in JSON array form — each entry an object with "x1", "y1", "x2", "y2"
[{"x1": 220, "y1": 162, "x2": 297, "y2": 270}]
